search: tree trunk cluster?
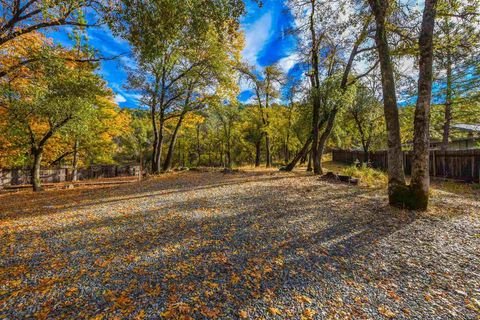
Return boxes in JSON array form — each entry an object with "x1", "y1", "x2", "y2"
[{"x1": 369, "y1": 0, "x2": 438, "y2": 210}]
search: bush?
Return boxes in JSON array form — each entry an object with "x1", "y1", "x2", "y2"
[{"x1": 341, "y1": 163, "x2": 387, "y2": 188}]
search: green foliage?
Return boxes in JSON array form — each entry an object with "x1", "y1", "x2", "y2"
[
  {"x1": 108, "y1": 0, "x2": 245, "y2": 62},
  {"x1": 400, "y1": 102, "x2": 480, "y2": 145},
  {"x1": 0, "y1": 41, "x2": 121, "y2": 168},
  {"x1": 334, "y1": 83, "x2": 385, "y2": 152}
]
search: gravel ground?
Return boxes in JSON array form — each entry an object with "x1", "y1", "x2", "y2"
[{"x1": 0, "y1": 170, "x2": 479, "y2": 319}]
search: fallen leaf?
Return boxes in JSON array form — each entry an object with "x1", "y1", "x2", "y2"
[
  {"x1": 268, "y1": 307, "x2": 282, "y2": 315},
  {"x1": 231, "y1": 273, "x2": 241, "y2": 285},
  {"x1": 301, "y1": 308, "x2": 316, "y2": 320},
  {"x1": 238, "y1": 310, "x2": 248, "y2": 318},
  {"x1": 378, "y1": 305, "x2": 396, "y2": 318},
  {"x1": 295, "y1": 295, "x2": 313, "y2": 304}
]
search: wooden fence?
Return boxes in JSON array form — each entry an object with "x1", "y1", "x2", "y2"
[
  {"x1": 0, "y1": 165, "x2": 141, "y2": 189},
  {"x1": 332, "y1": 149, "x2": 480, "y2": 183}
]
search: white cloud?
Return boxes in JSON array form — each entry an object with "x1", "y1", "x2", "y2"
[
  {"x1": 242, "y1": 12, "x2": 273, "y2": 66},
  {"x1": 277, "y1": 52, "x2": 299, "y2": 74},
  {"x1": 238, "y1": 77, "x2": 253, "y2": 92},
  {"x1": 114, "y1": 94, "x2": 127, "y2": 103},
  {"x1": 124, "y1": 93, "x2": 143, "y2": 102}
]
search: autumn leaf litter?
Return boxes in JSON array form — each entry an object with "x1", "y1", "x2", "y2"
[{"x1": 0, "y1": 170, "x2": 479, "y2": 319}]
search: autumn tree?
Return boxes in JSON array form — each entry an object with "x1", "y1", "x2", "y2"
[
  {"x1": 285, "y1": 0, "x2": 376, "y2": 173},
  {"x1": 344, "y1": 82, "x2": 384, "y2": 161},
  {"x1": 238, "y1": 63, "x2": 284, "y2": 167},
  {"x1": 0, "y1": 0, "x2": 112, "y2": 77},
  {"x1": 239, "y1": 106, "x2": 264, "y2": 166},
  {"x1": 0, "y1": 43, "x2": 111, "y2": 191},
  {"x1": 368, "y1": 0, "x2": 440, "y2": 210},
  {"x1": 113, "y1": 0, "x2": 244, "y2": 174}
]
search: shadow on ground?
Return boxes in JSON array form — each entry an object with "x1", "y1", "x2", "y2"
[{"x1": 0, "y1": 170, "x2": 478, "y2": 319}]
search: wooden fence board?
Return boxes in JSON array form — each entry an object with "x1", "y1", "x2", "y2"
[
  {"x1": 332, "y1": 149, "x2": 480, "y2": 182},
  {"x1": 0, "y1": 165, "x2": 140, "y2": 189}
]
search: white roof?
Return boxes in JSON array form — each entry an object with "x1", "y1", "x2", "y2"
[{"x1": 451, "y1": 124, "x2": 480, "y2": 132}]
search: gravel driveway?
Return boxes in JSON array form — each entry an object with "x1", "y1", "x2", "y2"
[{"x1": 1, "y1": 170, "x2": 479, "y2": 319}]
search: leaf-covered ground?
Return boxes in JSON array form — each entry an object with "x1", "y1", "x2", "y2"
[{"x1": 1, "y1": 170, "x2": 479, "y2": 319}]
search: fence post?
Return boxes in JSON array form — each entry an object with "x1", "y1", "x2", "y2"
[{"x1": 472, "y1": 156, "x2": 475, "y2": 180}]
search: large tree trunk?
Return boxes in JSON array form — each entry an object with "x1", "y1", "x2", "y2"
[
  {"x1": 163, "y1": 113, "x2": 186, "y2": 172},
  {"x1": 226, "y1": 142, "x2": 232, "y2": 168},
  {"x1": 441, "y1": 49, "x2": 453, "y2": 151},
  {"x1": 300, "y1": 148, "x2": 308, "y2": 165},
  {"x1": 284, "y1": 141, "x2": 290, "y2": 164},
  {"x1": 317, "y1": 109, "x2": 337, "y2": 174},
  {"x1": 151, "y1": 106, "x2": 159, "y2": 173},
  {"x1": 369, "y1": 0, "x2": 408, "y2": 207},
  {"x1": 410, "y1": 0, "x2": 437, "y2": 211},
  {"x1": 309, "y1": 0, "x2": 322, "y2": 175},
  {"x1": 255, "y1": 140, "x2": 261, "y2": 167},
  {"x1": 363, "y1": 143, "x2": 370, "y2": 163},
  {"x1": 285, "y1": 106, "x2": 293, "y2": 164},
  {"x1": 72, "y1": 140, "x2": 79, "y2": 182},
  {"x1": 307, "y1": 152, "x2": 313, "y2": 172},
  {"x1": 285, "y1": 135, "x2": 313, "y2": 171},
  {"x1": 265, "y1": 133, "x2": 271, "y2": 167},
  {"x1": 311, "y1": 96, "x2": 321, "y2": 174},
  {"x1": 31, "y1": 149, "x2": 43, "y2": 192},
  {"x1": 154, "y1": 116, "x2": 165, "y2": 174}
]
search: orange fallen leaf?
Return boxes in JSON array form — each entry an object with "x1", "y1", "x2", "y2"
[
  {"x1": 231, "y1": 273, "x2": 241, "y2": 285},
  {"x1": 268, "y1": 306, "x2": 282, "y2": 315},
  {"x1": 378, "y1": 305, "x2": 396, "y2": 318},
  {"x1": 238, "y1": 310, "x2": 248, "y2": 318},
  {"x1": 295, "y1": 295, "x2": 313, "y2": 304},
  {"x1": 301, "y1": 308, "x2": 316, "y2": 320}
]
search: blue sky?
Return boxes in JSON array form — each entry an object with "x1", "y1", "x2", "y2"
[{"x1": 48, "y1": 0, "x2": 298, "y2": 108}]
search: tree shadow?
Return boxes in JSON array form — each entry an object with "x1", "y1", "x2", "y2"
[
  {"x1": 0, "y1": 171, "x2": 299, "y2": 222},
  {"x1": 0, "y1": 171, "x2": 475, "y2": 319}
]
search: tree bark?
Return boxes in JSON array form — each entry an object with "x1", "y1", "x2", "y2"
[
  {"x1": 31, "y1": 149, "x2": 43, "y2": 192},
  {"x1": 265, "y1": 133, "x2": 271, "y2": 167},
  {"x1": 317, "y1": 109, "x2": 337, "y2": 174},
  {"x1": 311, "y1": 96, "x2": 321, "y2": 174},
  {"x1": 300, "y1": 148, "x2": 308, "y2": 165},
  {"x1": 441, "y1": 44, "x2": 453, "y2": 151},
  {"x1": 255, "y1": 140, "x2": 261, "y2": 167},
  {"x1": 410, "y1": 0, "x2": 437, "y2": 211},
  {"x1": 369, "y1": 0, "x2": 408, "y2": 207},
  {"x1": 363, "y1": 144, "x2": 370, "y2": 163},
  {"x1": 150, "y1": 105, "x2": 159, "y2": 173},
  {"x1": 285, "y1": 135, "x2": 313, "y2": 171},
  {"x1": 154, "y1": 115, "x2": 165, "y2": 174},
  {"x1": 72, "y1": 139, "x2": 79, "y2": 182},
  {"x1": 285, "y1": 103, "x2": 293, "y2": 164},
  {"x1": 309, "y1": 0, "x2": 322, "y2": 175},
  {"x1": 226, "y1": 142, "x2": 232, "y2": 168},
  {"x1": 163, "y1": 112, "x2": 186, "y2": 172},
  {"x1": 307, "y1": 152, "x2": 313, "y2": 172}
]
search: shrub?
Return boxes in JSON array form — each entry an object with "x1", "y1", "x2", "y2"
[{"x1": 341, "y1": 163, "x2": 388, "y2": 188}]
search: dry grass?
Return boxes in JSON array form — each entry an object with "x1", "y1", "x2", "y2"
[{"x1": 340, "y1": 163, "x2": 388, "y2": 188}]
